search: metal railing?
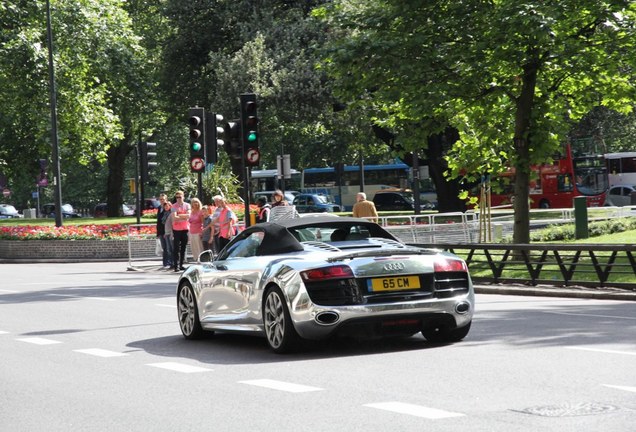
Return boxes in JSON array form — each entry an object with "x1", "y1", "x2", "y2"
[
  {"x1": 409, "y1": 242, "x2": 636, "y2": 290},
  {"x1": 379, "y1": 206, "x2": 636, "y2": 244}
]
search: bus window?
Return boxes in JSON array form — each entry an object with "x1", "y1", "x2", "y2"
[{"x1": 558, "y1": 174, "x2": 573, "y2": 192}]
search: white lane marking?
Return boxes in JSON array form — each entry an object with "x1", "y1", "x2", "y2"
[
  {"x1": 47, "y1": 294, "x2": 115, "y2": 301},
  {"x1": 73, "y1": 348, "x2": 129, "y2": 358},
  {"x1": 603, "y1": 385, "x2": 636, "y2": 393},
  {"x1": 0, "y1": 331, "x2": 9, "y2": 334},
  {"x1": 364, "y1": 402, "x2": 465, "y2": 419},
  {"x1": 239, "y1": 379, "x2": 323, "y2": 393},
  {"x1": 566, "y1": 346, "x2": 636, "y2": 356},
  {"x1": 16, "y1": 337, "x2": 62, "y2": 345},
  {"x1": 545, "y1": 311, "x2": 636, "y2": 320},
  {"x1": 0, "y1": 289, "x2": 18, "y2": 293},
  {"x1": 147, "y1": 362, "x2": 212, "y2": 373},
  {"x1": 155, "y1": 304, "x2": 177, "y2": 308}
]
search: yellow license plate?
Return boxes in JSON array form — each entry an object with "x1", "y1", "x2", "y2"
[{"x1": 368, "y1": 276, "x2": 420, "y2": 292}]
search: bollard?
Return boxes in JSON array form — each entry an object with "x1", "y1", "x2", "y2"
[{"x1": 573, "y1": 196, "x2": 588, "y2": 239}]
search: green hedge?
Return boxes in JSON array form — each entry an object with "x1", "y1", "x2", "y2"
[{"x1": 530, "y1": 217, "x2": 636, "y2": 242}]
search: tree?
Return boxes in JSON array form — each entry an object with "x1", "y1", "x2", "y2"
[
  {"x1": 160, "y1": 0, "x2": 388, "y2": 189},
  {"x1": 0, "y1": 0, "x2": 167, "y2": 215},
  {"x1": 317, "y1": 0, "x2": 636, "y2": 242}
]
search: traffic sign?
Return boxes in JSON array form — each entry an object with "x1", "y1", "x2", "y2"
[
  {"x1": 190, "y1": 157, "x2": 205, "y2": 172},
  {"x1": 245, "y1": 148, "x2": 260, "y2": 165},
  {"x1": 2, "y1": 188, "x2": 10, "y2": 198}
]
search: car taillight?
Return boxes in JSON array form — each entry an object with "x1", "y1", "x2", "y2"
[
  {"x1": 301, "y1": 265, "x2": 354, "y2": 281},
  {"x1": 434, "y1": 258, "x2": 468, "y2": 273}
]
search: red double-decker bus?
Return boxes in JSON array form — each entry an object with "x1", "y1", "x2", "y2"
[{"x1": 487, "y1": 141, "x2": 608, "y2": 209}]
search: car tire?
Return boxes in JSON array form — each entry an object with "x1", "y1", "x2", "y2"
[
  {"x1": 263, "y1": 287, "x2": 301, "y2": 353},
  {"x1": 422, "y1": 322, "x2": 471, "y2": 343},
  {"x1": 177, "y1": 282, "x2": 205, "y2": 340}
]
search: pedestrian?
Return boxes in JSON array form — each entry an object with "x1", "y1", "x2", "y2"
[
  {"x1": 255, "y1": 196, "x2": 271, "y2": 223},
  {"x1": 210, "y1": 195, "x2": 223, "y2": 253},
  {"x1": 156, "y1": 193, "x2": 172, "y2": 269},
  {"x1": 201, "y1": 205, "x2": 214, "y2": 252},
  {"x1": 162, "y1": 201, "x2": 174, "y2": 269},
  {"x1": 352, "y1": 192, "x2": 378, "y2": 222},
  {"x1": 211, "y1": 195, "x2": 237, "y2": 251},
  {"x1": 188, "y1": 198, "x2": 204, "y2": 261},
  {"x1": 171, "y1": 191, "x2": 190, "y2": 272},
  {"x1": 271, "y1": 189, "x2": 288, "y2": 207}
]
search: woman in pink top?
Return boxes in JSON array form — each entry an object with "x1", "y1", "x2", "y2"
[
  {"x1": 171, "y1": 191, "x2": 190, "y2": 272},
  {"x1": 188, "y1": 198, "x2": 204, "y2": 260}
]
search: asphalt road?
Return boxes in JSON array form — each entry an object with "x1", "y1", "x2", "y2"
[{"x1": 1, "y1": 262, "x2": 635, "y2": 432}]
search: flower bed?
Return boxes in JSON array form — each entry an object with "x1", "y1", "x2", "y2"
[
  {"x1": 0, "y1": 203, "x2": 255, "y2": 260},
  {"x1": 0, "y1": 224, "x2": 156, "y2": 241}
]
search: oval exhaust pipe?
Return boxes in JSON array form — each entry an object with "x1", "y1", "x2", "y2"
[
  {"x1": 315, "y1": 311, "x2": 340, "y2": 325},
  {"x1": 455, "y1": 302, "x2": 470, "y2": 314}
]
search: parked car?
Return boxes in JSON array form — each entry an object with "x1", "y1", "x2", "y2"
[
  {"x1": 292, "y1": 193, "x2": 341, "y2": 213},
  {"x1": 0, "y1": 204, "x2": 22, "y2": 219},
  {"x1": 254, "y1": 190, "x2": 299, "y2": 205},
  {"x1": 94, "y1": 203, "x2": 135, "y2": 218},
  {"x1": 42, "y1": 203, "x2": 81, "y2": 218},
  {"x1": 144, "y1": 198, "x2": 161, "y2": 210},
  {"x1": 604, "y1": 185, "x2": 636, "y2": 207},
  {"x1": 176, "y1": 216, "x2": 474, "y2": 353},
  {"x1": 373, "y1": 189, "x2": 435, "y2": 211}
]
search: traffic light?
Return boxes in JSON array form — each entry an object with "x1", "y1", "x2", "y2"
[
  {"x1": 140, "y1": 141, "x2": 157, "y2": 184},
  {"x1": 224, "y1": 120, "x2": 242, "y2": 161},
  {"x1": 205, "y1": 112, "x2": 224, "y2": 166},
  {"x1": 188, "y1": 107, "x2": 206, "y2": 173},
  {"x1": 240, "y1": 93, "x2": 260, "y2": 166},
  {"x1": 37, "y1": 158, "x2": 48, "y2": 187}
]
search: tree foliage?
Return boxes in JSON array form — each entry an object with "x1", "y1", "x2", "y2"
[
  {"x1": 317, "y1": 0, "x2": 636, "y2": 242},
  {"x1": 0, "y1": 0, "x2": 166, "y2": 214},
  {"x1": 161, "y1": 0, "x2": 389, "y2": 176},
  {"x1": 3, "y1": 0, "x2": 636, "y2": 231}
]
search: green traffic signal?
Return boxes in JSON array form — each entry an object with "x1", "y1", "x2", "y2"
[
  {"x1": 191, "y1": 142, "x2": 202, "y2": 152},
  {"x1": 247, "y1": 131, "x2": 257, "y2": 142}
]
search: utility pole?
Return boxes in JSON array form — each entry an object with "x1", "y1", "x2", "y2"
[{"x1": 46, "y1": 0, "x2": 63, "y2": 227}]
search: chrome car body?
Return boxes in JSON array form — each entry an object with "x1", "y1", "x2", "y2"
[{"x1": 176, "y1": 216, "x2": 474, "y2": 353}]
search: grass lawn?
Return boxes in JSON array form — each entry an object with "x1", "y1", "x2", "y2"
[{"x1": 456, "y1": 229, "x2": 636, "y2": 285}]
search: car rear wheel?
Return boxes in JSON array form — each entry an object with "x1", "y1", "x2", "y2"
[
  {"x1": 263, "y1": 287, "x2": 300, "y2": 353},
  {"x1": 422, "y1": 322, "x2": 471, "y2": 343},
  {"x1": 177, "y1": 283, "x2": 205, "y2": 339}
]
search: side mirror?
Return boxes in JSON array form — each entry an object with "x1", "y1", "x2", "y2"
[{"x1": 198, "y1": 250, "x2": 214, "y2": 263}]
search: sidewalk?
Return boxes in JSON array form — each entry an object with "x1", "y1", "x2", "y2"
[{"x1": 474, "y1": 283, "x2": 636, "y2": 301}]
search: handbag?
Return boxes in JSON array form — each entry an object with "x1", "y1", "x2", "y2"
[{"x1": 155, "y1": 238, "x2": 163, "y2": 256}]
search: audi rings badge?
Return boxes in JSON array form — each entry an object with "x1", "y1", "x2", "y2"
[{"x1": 383, "y1": 262, "x2": 405, "y2": 272}]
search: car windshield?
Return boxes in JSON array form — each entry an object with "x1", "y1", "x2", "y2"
[
  {"x1": 288, "y1": 222, "x2": 392, "y2": 243},
  {"x1": 2, "y1": 205, "x2": 18, "y2": 213},
  {"x1": 400, "y1": 192, "x2": 415, "y2": 203},
  {"x1": 315, "y1": 195, "x2": 333, "y2": 204},
  {"x1": 61, "y1": 204, "x2": 74, "y2": 212}
]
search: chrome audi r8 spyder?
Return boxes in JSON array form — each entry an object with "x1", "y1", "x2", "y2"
[{"x1": 176, "y1": 217, "x2": 474, "y2": 353}]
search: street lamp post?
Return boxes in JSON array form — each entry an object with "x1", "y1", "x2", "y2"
[{"x1": 45, "y1": 0, "x2": 63, "y2": 227}]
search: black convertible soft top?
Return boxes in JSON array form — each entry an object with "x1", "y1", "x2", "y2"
[
  {"x1": 253, "y1": 222, "x2": 305, "y2": 256},
  {"x1": 241, "y1": 217, "x2": 396, "y2": 256}
]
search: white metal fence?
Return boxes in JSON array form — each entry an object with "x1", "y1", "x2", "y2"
[{"x1": 127, "y1": 206, "x2": 636, "y2": 270}]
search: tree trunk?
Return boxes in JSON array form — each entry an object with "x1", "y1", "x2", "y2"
[
  {"x1": 512, "y1": 63, "x2": 538, "y2": 244},
  {"x1": 425, "y1": 128, "x2": 466, "y2": 213},
  {"x1": 394, "y1": 127, "x2": 467, "y2": 213},
  {"x1": 106, "y1": 140, "x2": 134, "y2": 217}
]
